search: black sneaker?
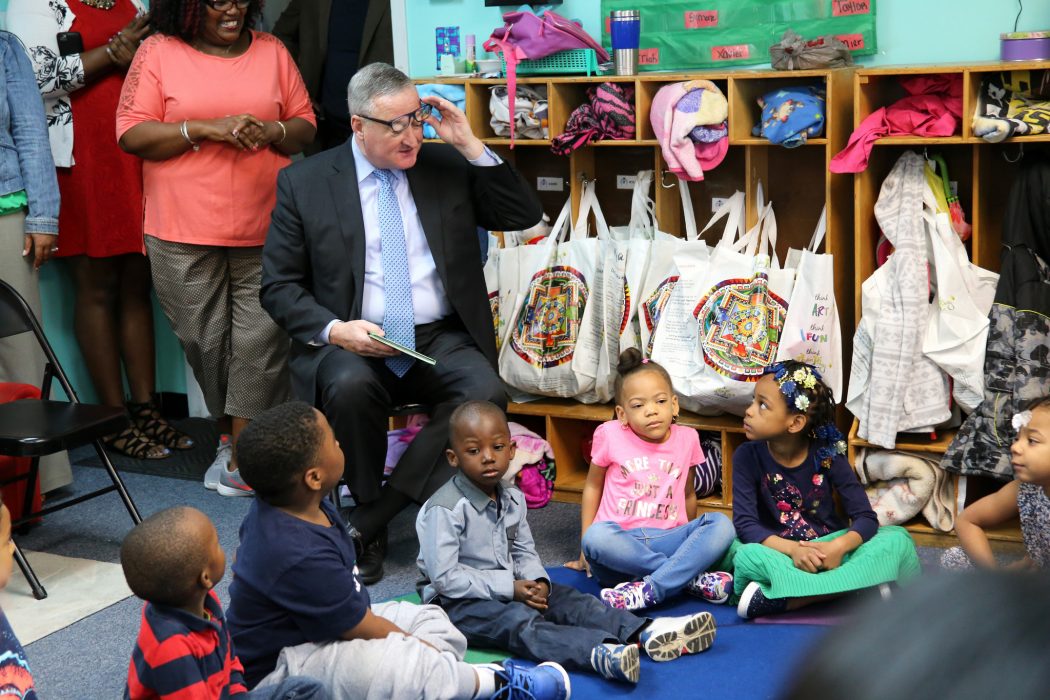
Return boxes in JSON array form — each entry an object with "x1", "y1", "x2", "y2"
[
  {"x1": 356, "y1": 528, "x2": 386, "y2": 585},
  {"x1": 737, "y1": 581, "x2": 789, "y2": 619}
]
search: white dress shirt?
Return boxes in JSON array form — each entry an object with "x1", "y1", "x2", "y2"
[{"x1": 319, "y1": 138, "x2": 500, "y2": 344}]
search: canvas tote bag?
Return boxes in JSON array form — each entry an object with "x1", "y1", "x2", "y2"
[
  {"x1": 776, "y1": 206, "x2": 844, "y2": 401},
  {"x1": 499, "y1": 196, "x2": 600, "y2": 400}
]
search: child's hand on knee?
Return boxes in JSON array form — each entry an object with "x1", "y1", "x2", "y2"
[{"x1": 564, "y1": 552, "x2": 591, "y2": 576}]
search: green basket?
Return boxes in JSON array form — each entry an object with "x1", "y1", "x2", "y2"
[{"x1": 501, "y1": 49, "x2": 600, "y2": 77}]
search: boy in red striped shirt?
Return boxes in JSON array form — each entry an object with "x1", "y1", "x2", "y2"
[{"x1": 121, "y1": 506, "x2": 325, "y2": 700}]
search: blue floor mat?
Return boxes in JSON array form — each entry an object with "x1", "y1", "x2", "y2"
[{"x1": 545, "y1": 567, "x2": 827, "y2": 699}]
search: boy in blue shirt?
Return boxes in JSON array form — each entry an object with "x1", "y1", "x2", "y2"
[
  {"x1": 417, "y1": 401, "x2": 717, "y2": 684},
  {"x1": 227, "y1": 401, "x2": 570, "y2": 699}
]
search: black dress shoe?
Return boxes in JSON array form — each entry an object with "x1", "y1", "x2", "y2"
[{"x1": 356, "y1": 528, "x2": 387, "y2": 585}]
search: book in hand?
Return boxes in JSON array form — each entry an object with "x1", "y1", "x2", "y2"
[{"x1": 367, "y1": 332, "x2": 437, "y2": 366}]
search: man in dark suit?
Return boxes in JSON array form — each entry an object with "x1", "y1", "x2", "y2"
[
  {"x1": 272, "y1": 0, "x2": 393, "y2": 151},
  {"x1": 261, "y1": 63, "x2": 543, "y2": 583}
]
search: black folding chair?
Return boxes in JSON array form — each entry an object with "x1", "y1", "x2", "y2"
[{"x1": 0, "y1": 279, "x2": 142, "y2": 599}]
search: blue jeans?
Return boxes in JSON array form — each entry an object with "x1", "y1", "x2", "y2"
[
  {"x1": 582, "y1": 513, "x2": 735, "y2": 603},
  {"x1": 247, "y1": 675, "x2": 327, "y2": 699}
]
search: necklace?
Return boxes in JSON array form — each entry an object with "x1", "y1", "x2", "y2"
[{"x1": 79, "y1": 0, "x2": 117, "y2": 9}]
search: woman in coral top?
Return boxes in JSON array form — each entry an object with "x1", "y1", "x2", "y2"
[{"x1": 116, "y1": 0, "x2": 316, "y2": 493}]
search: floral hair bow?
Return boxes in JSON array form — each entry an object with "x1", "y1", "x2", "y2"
[
  {"x1": 764, "y1": 361, "x2": 845, "y2": 470},
  {"x1": 1013, "y1": 410, "x2": 1033, "y2": 432}
]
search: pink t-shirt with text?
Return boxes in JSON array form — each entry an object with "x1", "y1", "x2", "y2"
[
  {"x1": 116, "y1": 32, "x2": 315, "y2": 247},
  {"x1": 590, "y1": 421, "x2": 704, "y2": 530}
]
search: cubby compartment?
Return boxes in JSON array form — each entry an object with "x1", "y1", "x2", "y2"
[
  {"x1": 679, "y1": 146, "x2": 747, "y2": 240},
  {"x1": 497, "y1": 146, "x2": 572, "y2": 224},
  {"x1": 548, "y1": 76, "x2": 640, "y2": 145},
  {"x1": 854, "y1": 69, "x2": 967, "y2": 143},
  {"x1": 729, "y1": 73, "x2": 829, "y2": 146},
  {"x1": 751, "y1": 146, "x2": 830, "y2": 260},
  {"x1": 637, "y1": 77, "x2": 731, "y2": 145},
  {"x1": 965, "y1": 63, "x2": 1050, "y2": 142},
  {"x1": 466, "y1": 80, "x2": 551, "y2": 144}
]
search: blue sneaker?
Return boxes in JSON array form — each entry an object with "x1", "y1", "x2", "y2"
[
  {"x1": 589, "y1": 642, "x2": 640, "y2": 684},
  {"x1": 640, "y1": 611, "x2": 717, "y2": 661},
  {"x1": 491, "y1": 659, "x2": 571, "y2": 699}
]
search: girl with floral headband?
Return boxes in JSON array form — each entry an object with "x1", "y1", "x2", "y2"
[
  {"x1": 729, "y1": 360, "x2": 920, "y2": 619},
  {"x1": 942, "y1": 396, "x2": 1050, "y2": 572}
]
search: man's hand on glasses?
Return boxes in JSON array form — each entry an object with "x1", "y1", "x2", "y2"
[{"x1": 420, "y1": 95, "x2": 484, "y2": 160}]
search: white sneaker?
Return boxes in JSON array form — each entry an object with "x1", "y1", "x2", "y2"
[
  {"x1": 203, "y1": 435, "x2": 233, "y2": 490},
  {"x1": 640, "y1": 611, "x2": 717, "y2": 662}
]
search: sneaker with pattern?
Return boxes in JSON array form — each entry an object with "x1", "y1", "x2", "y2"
[
  {"x1": 639, "y1": 611, "x2": 717, "y2": 662},
  {"x1": 737, "y1": 581, "x2": 789, "y2": 619},
  {"x1": 600, "y1": 579, "x2": 656, "y2": 611},
  {"x1": 589, "y1": 642, "x2": 639, "y2": 684},
  {"x1": 686, "y1": 571, "x2": 734, "y2": 604}
]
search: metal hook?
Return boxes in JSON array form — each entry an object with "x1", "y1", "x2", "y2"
[
  {"x1": 1003, "y1": 142, "x2": 1025, "y2": 163},
  {"x1": 660, "y1": 170, "x2": 677, "y2": 189},
  {"x1": 577, "y1": 171, "x2": 594, "y2": 186}
]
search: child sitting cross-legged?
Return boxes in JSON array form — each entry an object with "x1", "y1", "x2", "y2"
[
  {"x1": 731, "y1": 361, "x2": 921, "y2": 619},
  {"x1": 942, "y1": 396, "x2": 1050, "y2": 571},
  {"x1": 573, "y1": 349, "x2": 737, "y2": 610},
  {"x1": 226, "y1": 401, "x2": 570, "y2": 700},
  {"x1": 416, "y1": 400, "x2": 716, "y2": 686},
  {"x1": 121, "y1": 506, "x2": 324, "y2": 699}
]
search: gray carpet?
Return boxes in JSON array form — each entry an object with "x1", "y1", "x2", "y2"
[
  {"x1": 20, "y1": 453, "x2": 947, "y2": 699},
  {"x1": 71, "y1": 418, "x2": 222, "y2": 481}
]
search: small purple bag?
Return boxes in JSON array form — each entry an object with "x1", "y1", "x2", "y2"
[{"x1": 484, "y1": 11, "x2": 608, "y2": 145}]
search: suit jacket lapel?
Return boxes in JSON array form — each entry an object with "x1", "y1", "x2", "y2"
[
  {"x1": 406, "y1": 164, "x2": 448, "y2": 286},
  {"x1": 329, "y1": 144, "x2": 366, "y2": 310}
]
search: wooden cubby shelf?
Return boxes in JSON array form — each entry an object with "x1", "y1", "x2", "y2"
[
  {"x1": 418, "y1": 62, "x2": 1035, "y2": 549},
  {"x1": 848, "y1": 62, "x2": 1046, "y2": 548}
]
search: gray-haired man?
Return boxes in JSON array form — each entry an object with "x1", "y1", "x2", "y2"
[{"x1": 261, "y1": 63, "x2": 543, "y2": 583}]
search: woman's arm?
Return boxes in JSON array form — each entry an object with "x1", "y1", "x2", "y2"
[
  {"x1": 955, "y1": 480, "x2": 1020, "y2": 569},
  {"x1": 119, "y1": 115, "x2": 267, "y2": 161},
  {"x1": 4, "y1": 35, "x2": 59, "y2": 267}
]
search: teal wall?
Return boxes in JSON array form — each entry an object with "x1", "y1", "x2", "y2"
[{"x1": 405, "y1": 1, "x2": 1050, "y2": 77}]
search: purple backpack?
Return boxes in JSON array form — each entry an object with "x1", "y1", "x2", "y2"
[{"x1": 484, "y1": 11, "x2": 608, "y2": 145}]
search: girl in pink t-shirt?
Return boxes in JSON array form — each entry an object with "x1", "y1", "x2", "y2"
[{"x1": 572, "y1": 349, "x2": 735, "y2": 611}]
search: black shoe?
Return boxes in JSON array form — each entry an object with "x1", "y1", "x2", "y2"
[{"x1": 356, "y1": 528, "x2": 387, "y2": 585}]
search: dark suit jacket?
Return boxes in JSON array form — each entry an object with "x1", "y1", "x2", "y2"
[
  {"x1": 271, "y1": 0, "x2": 393, "y2": 102},
  {"x1": 260, "y1": 143, "x2": 543, "y2": 405}
]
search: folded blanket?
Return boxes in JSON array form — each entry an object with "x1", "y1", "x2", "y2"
[{"x1": 856, "y1": 449, "x2": 955, "y2": 532}]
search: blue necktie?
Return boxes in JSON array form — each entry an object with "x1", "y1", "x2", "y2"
[{"x1": 373, "y1": 169, "x2": 416, "y2": 377}]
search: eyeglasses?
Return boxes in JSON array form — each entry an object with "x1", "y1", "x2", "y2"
[
  {"x1": 357, "y1": 103, "x2": 434, "y2": 134},
  {"x1": 201, "y1": 0, "x2": 250, "y2": 10}
]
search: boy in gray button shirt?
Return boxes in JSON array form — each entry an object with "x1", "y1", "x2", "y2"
[{"x1": 416, "y1": 401, "x2": 717, "y2": 685}]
